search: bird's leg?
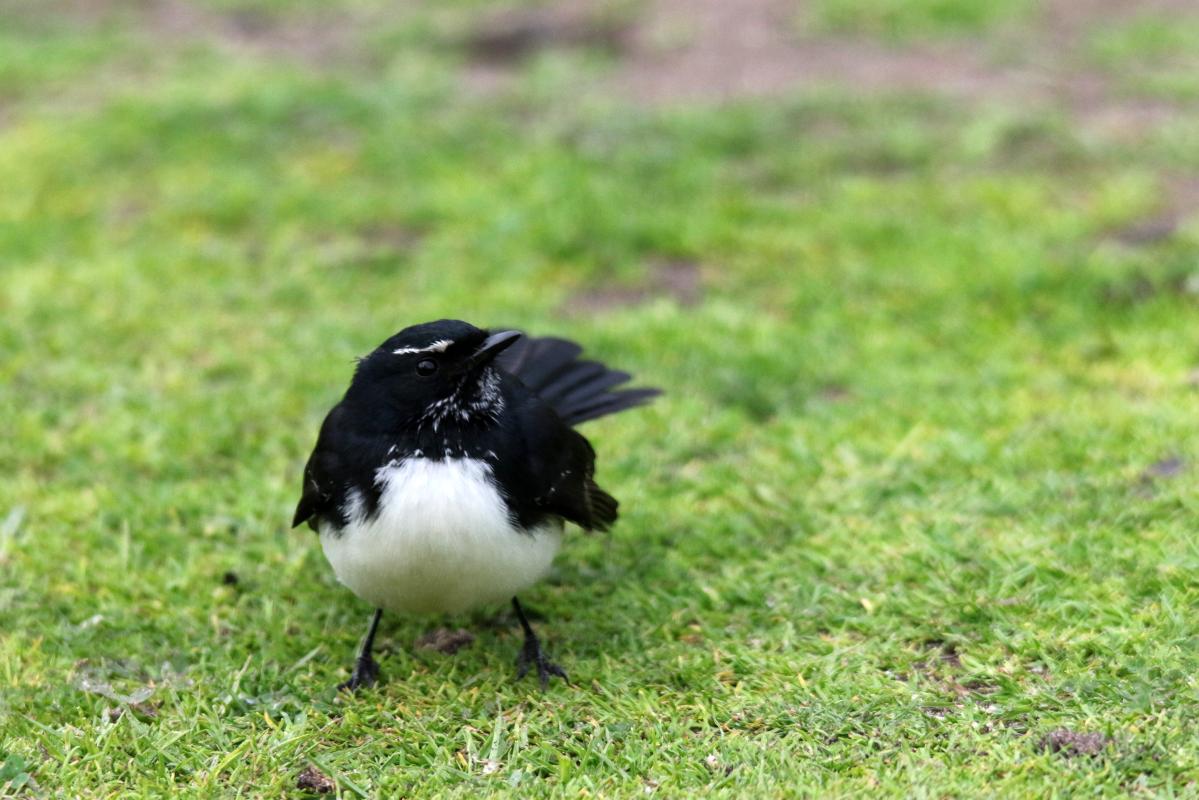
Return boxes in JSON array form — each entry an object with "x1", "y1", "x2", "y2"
[
  {"x1": 512, "y1": 597, "x2": 568, "y2": 689},
  {"x1": 339, "y1": 608, "x2": 383, "y2": 692}
]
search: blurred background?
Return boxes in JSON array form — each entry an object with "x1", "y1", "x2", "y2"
[{"x1": 2, "y1": 0, "x2": 1199, "y2": 795}]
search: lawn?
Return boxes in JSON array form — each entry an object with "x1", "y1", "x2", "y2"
[{"x1": 2, "y1": 0, "x2": 1199, "y2": 797}]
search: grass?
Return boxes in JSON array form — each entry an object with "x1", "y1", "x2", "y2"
[
  {"x1": 2, "y1": 1, "x2": 1199, "y2": 797},
  {"x1": 802, "y1": 0, "x2": 1033, "y2": 40},
  {"x1": 1085, "y1": 12, "x2": 1199, "y2": 101}
]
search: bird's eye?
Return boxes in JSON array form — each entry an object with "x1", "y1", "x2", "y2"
[{"x1": 416, "y1": 359, "x2": 438, "y2": 376}]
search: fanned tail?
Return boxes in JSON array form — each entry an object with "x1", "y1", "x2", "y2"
[{"x1": 496, "y1": 334, "x2": 661, "y2": 426}]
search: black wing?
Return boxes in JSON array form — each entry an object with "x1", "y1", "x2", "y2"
[
  {"x1": 496, "y1": 333, "x2": 657, "y2": 531},
  {"x1": 540, "y1": 429, "x2": 618, "y2": 532},
  {"x1": 496, "y1": 334, "x2": 660, "y2": 427},
  {"x1": 291, "y1": 406, "x2": 349, "y2": 531},
  {"x1": 292, "y1": 451, "x2": 335, "y2": 530},
  {"x1": 508, "y1": 398, "x2": 619, "y2": 532}
]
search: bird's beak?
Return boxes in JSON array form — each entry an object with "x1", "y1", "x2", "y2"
[{"x1": 468, "y1": 330, "x2": 521, "y2": 369}]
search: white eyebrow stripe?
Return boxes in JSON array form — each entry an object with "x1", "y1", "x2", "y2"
[{"x1": 392, "y1": 339, "x2": 454, "y2": 356}]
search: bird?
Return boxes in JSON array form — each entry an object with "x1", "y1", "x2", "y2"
[{"x1": 292, "y1": 319, "x2": 660, "y2": 691}]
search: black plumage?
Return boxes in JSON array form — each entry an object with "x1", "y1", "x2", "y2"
[
  {"x1": 495, "y1": 336, "x2": 660, "y2": 425},
  {"x1": 292, "y1": 319, "x2": 659, "y2": 690}
]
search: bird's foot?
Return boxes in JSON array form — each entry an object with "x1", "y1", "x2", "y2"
[
  {"x1": 338, "y1": 656, "x2": 380, "y2": 692},
  {"x1": 515, "y1": 637, "x2": 568, "y2": 689}
]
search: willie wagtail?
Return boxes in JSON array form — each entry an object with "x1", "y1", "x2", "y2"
[{"x1": 293, "y1": 320, "x2": 659, "y2": 690}]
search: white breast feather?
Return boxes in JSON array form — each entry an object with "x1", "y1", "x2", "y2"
[{"x1": 319, "y1": 458, "x2": 563, "y2": 615}]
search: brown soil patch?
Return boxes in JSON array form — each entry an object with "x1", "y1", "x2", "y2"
[
  {"x1": 20, "y1": 0, "x2": 385, "y2": 66},
  {"x1": 1135, "y1": 454, "x2": 1187, "y2": 496},
  {"x1": 24, "y1": 0, "x2": 1196, "y2": 147},
  {"x1": 461, "y1": 0, "x2": 635, "y2": 93},
  {"x1": 461, "y1": 0, "x2": 1190, "y2": 154},
  {"x1": 1112, "y1": 177, "x2": 1199, "y2": 245},
  {"x1": 1143, "y1": 456, "x2": 1185, "y2": 480},
  {"x1": 355, "y1": 224, "x2": 426, "y2": 260},
  {"x1": 609, "y1": 0, "x2": 1188, "y2": 129},
  {"x1": 296, "y1": 765, "x2": 336, "y2": 794},
  {"x1": 897, "y1": 641, "x2": 1002, "y2": 702},
  {"x1": 1042, "y1": 0, "x2": 1199, "y2": 35},
  {"x1": 817, "y1": 384, "x2": 854, "y2": 403},
  {"x1": 466, "y1": 0, "x2": 632, "y2": 64},
  {"x1": 416, "y1": 627, "x2": 475, "y2": 654},
  {"x1": 142, "y1": 0, "x2": 376, "y2": 66},
  {"x1": 568, "y1": 261, "x2": 700, "y2": 314},
  {"x1": 611, "y1": 0, "x2": 1019, "y2": 105},
  {"x1": 602, "y1": 0, "x2": 1196, "y2": 228},
  {"x1": 566, "y1": 258, "x2": 702, "y2": 314},
  {"x1": 922, "y1": 640, "x2": 963, "y2": 670},
  {"x1": 1039, "y1": 728, "x2": 1112, "y2": 757}
]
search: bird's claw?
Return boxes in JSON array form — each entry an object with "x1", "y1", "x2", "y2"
[
  {"x1": 338, "y1": 656, "x2": 380, "y2": 692},
  {"x1": 516, "y1": 638, "x2": 568, "y2": 689}
]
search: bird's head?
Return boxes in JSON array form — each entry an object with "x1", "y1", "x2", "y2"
[{"x1": 348, "y1": 319, "x2": 521, "y2": 429}]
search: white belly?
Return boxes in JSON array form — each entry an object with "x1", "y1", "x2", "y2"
[{"x1": 319, "y1": 457, "x2": 563, "y2": 615}]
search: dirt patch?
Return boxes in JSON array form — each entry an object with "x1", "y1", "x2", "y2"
[
  {"x1": 1135, "y1": 455, "x2": 1187, "y2": 496},
  {"x1": 922, "y1": 640, "x2": 963, "y2": 670},
  {"x1": 358, "y1": 223, "x2": 425, "y2": 255},
  {"x1": 1039, "y1": 728, "x2": 1112, "y2": 757},
  {"x1": 26, "y1": 0, "x2": 384, "y2": 67},
  {"x1": 144, "y1": 0, "x2": 374, "y2": 66},
  {"x1": 922, "y1": 705, "x2": 955, "y2": 719},
  {"x1": 296, "y1": 765, "x2": 336, "y2": 794},
  {"x1": 1112, "y1": 216, "x2": 1183, "y2": 247},
  {"x1": 479, "y1": 0, "x2": 1186, "y2": 145},
  {"x1": 461, "y1": 0, "x2": 635, "y2": 93},
  {"x1": 26, "y1": 0, "x2": 1196, "y2": 147},
  {"x1": 416, "y1": 628, "x2": 475, "y2": 654},
  {"x1": 610, "y1": 0, "x2": 1027, "y2": 105},
  {"x1": 900, "y1": 641, "x2": 1001, "y2": 700},
  {"x1": 1143, "y1": 456, "x2": 1185, "y2": 480},
  {"x1": 1110, "y1": 176, "x2": 1199, "y2": 246},
  {"x1": 817, "y1": 384, "x2": 854, "y2": 402},
  {"x1": 466, "y1": 0, "x2": 632, "y2": 64},
  {"x1": 566, "y1": 258, "x2": 702, "y2": 314},
  {"x1": 1042, "y1": 0, "x2": 1199, "y2": 36}
]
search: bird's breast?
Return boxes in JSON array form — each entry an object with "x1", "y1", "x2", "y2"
[{"x1": 319, "y1": 457, "x2": 562, "y2": 615}]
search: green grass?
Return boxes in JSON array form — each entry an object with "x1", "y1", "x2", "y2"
[
  {"x1": 1086, "y1": 13, "x2": 1199, "y2": 101},
  {"x1": 801, "y1": 0, "x2": 1033, "y2": 40},
  {"x1": 3, "y1": 2, "x2": 1199, "y2": 797}
]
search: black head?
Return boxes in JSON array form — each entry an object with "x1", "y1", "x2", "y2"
[{"x1": 348, "y1": 320, "x2": 521, "y2": 428}]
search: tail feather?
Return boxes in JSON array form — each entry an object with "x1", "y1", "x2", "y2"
[
  {"x1": 537, "y1": 360, "x2": 609, "y2": 400},
  {"x1": 553, "y1": 369, "x2": 632, "y2": 409},
  {"x1": 496, "y1": 333, "x2": 660, "y2": 426},
  {"x1": 559, "y1": 388, "x2": 661, "y2": 425},
  {"x1": 500, "y1": 337, "x2": 581, "y2": 389},
  {"x1": 586, "y1": 479, "x2": 619, "y2": 531}
]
